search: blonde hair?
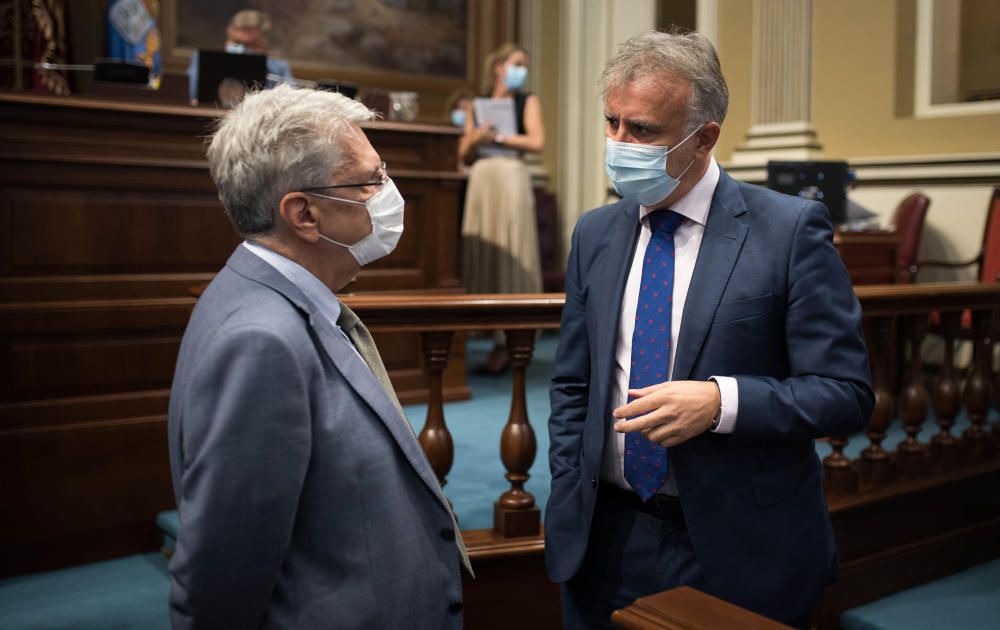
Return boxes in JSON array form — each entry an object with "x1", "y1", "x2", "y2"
[{"x1": 480, "y1": 42, "x2": 526, "y2": 95}]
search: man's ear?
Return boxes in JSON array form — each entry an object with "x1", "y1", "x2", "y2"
[
  {"x1": 696, "y1": 122, "x2": 722, "y2": 157},
  {"x1": 278, "y1": 193, "x2": 321, "y2": 243}
]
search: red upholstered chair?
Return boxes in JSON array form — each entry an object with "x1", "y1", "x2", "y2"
[
  {"x1": 920, "y1": 187, "x2": 1000, "y2": 331},
  {"x1": 889, "y1": 193, "x2": 930, "y2": 283}
]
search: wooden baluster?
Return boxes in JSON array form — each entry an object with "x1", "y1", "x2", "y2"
[
  {"x1": 897, "y1": 314, "x2": 930, "y2": 479},
  {"x1": 418, "y1": 331, "x2": 455, "y2": 487},
  {"x1": 930, "y1": 311, "x2": 962, "y2": 471},
  {"x1": 823, "y1": 433, "x2": 855, "y2": 496},
  {"x1": 963, "y1": 308, "x2": 995, "y2": 463},
  {"x1": 494, "y1": 329, "x2": 541, "y2": 537},
  {"x1": 859, "y1": 316, "x2": 895, "y2": 489}
]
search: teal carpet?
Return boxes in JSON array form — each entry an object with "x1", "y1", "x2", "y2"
[
  {"x1": 1, "y1": 331, "x2": 996, "y2": 629},
  {"x1": 840, "y1": 558, "x2": 1000, "y2": 630},
  {"x1": 0, "y1": 553, "x2": 170, "y2": 630}
]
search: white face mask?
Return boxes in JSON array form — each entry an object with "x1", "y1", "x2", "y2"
[
  {"x1": 311, "y1": 179, "x2": 405, "y2": 266},
  {"x1": 225, "y1": 42, "x2": 247, "y2": 54}
]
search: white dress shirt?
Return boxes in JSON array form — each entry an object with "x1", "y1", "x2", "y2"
[
  {"x1": 242, "y1": 241, "x2": 360, "y2": 358},
  {"x1": 601, "y1": 157, "x2": 739, "y2": 496}
]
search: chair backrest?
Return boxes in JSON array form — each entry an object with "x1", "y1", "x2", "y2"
[
  {"x1": 890, "y1": 193, "x2": 930, "y2": 283},
  {"x1": 979, "y1": 187, "x2": 1000, "y2": 283}
]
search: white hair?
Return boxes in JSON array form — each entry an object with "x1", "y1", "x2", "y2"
[
  {"x1": 207, "y1": 84, "x2": 377, "y2": 235},
  {"x1": 600, "y1": 29, "x2": 729, "y2": 132}
]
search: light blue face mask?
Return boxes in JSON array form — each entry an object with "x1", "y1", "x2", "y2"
[
  {"x1": 604, "y1": 126, "x2": 702, "y2": 206},
  {"x1": 225, "y1": 42, "x2": 247, "y2": 54},
  {"x1": 504, "y1": 63, "x2": 527, "y2": 90},
  {"x1": 450, "y1": 108, "x2": 466, "y2": 127}
]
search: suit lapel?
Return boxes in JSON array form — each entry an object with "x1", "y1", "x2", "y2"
[
  {"x1": 595, "y1": 201, "x2": 642, "y2": 414},
  {"x1": 225, "y1": 247, "x2": 454, "y2": 517},
  {"x1": 673, "y1": 170, "x2": 749, "y2": 381}
]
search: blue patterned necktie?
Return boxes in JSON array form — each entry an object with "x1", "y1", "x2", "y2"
[{"x1": 624, "y1": 209, "x2": 683, "y2": 501}]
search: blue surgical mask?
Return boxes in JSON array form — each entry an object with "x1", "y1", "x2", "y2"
[
  {"x1": 604, "y1": 126, "x2": 702, "y2": 206},
  {"x1": 450, "y1": 108, "x2": 466, "y2": 127},
  {"x1": 225, "y1": 42, "x2": 247, "y2": 54},
  {"x1": 504, "y1": 64, "x2": 527, "y2": 90}
]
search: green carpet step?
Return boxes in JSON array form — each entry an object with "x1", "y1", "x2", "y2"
[{"x1": 840, "y1": 559, "x2": 1000, "y2": 630}]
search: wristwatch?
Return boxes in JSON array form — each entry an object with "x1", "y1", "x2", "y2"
[{"x1": 494, "y1": 133, "x2": 506, "y2": 146}]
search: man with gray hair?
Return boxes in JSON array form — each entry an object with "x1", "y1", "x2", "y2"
[
  {"x1": 167, "y1": 84, "x2": 470, "y2": 629},
  {"x1": 187, "y1": 9, "x2": 293, "y2": 105},
  {"x1": 545, "y1": 30, "x2": 872, "y2": 628}
]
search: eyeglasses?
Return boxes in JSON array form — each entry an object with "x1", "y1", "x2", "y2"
[{"x1": 299, "y1": 162, "x2": 389, "y2": 195}]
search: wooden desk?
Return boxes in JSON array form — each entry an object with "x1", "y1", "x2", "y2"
[
  {"x1": 834, "y1": 230, "x2": 900, "y2": 285},
  {"x1": 0, "y1": 92, "x2": 467, "y2": 576},
  {"x1": 613, "y1": 586, "x2": 794, "y2": 629}
]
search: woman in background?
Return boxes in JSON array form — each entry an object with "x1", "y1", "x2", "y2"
[{"x1": 459, "y1": 43, "x2": 545, "y2": 373}]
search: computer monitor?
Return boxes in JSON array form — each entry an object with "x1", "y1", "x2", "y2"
[
  {"x1": 316, "y1": 80, "x2": 359, "y2": 100},
  {"x1": 196, "y1": 50, "x2": 267, "y2": 107},
  {"x1": 766, "y1": 160, "x2": 850, "y2": 225}
]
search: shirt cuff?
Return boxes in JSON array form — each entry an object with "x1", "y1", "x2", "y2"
[{"x1": 708, "y1": 376, "x2": 738, "y2": 434}]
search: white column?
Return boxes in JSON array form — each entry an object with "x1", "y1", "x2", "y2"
[
  {"x1": 730, "y1": 0, "x2": 823, "y2": 166},
  {"x1": 557, "y1": 0, "x2": 656, "y2": 257}
]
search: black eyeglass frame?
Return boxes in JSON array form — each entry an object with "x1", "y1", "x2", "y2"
[{"x1": 298, "y1": 162, "x2": 388, "y2": 193}]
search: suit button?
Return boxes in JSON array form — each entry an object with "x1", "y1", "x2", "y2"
[
  {"x1": 440, "y1": 527, "x2": 455, "y2": 541},
  {"x1": 592, "y1": 477, "x2": 598, "y2": 488},
  {"x1": 449, "y1": 600, "x2": 463, "y2": 614}
]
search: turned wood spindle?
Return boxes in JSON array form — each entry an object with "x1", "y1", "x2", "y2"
[
  {"x1": 418, "y1": 331, "x2": 455, "y2": 487},
  {"x1": 822, "y1": 434, "x2": 854, "y2": 496},
  {"x1": 930, "y1": 311, "x2": 962, "y2": 471},
  {"x1": 897, "y1": 313, "x2": 930, "y2": 479},
  {"x1": 859, "y1": 316, "x2": 895, "y2": 488},
  {"x1": 494, "y1": 328, "x2": 540, "y2": 538},
  {"x1": 962, "y1": 308, "x2": 995, "y2": 463}
]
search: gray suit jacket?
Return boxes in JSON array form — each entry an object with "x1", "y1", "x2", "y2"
[{"x1": 168, "y1": 246, "x2": 467, "y2": 629}]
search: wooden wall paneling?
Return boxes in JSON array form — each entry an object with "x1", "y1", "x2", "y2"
[{"x1": 0, "y1": 416, "x2": 174, "y2": 578}]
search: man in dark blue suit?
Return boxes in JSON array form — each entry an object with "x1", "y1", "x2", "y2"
[{"x1": 545, "y1": 30, "x2": 874, "y2": 629}]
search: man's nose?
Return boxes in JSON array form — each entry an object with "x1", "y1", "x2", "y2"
[{"x1": 608, "y1": 126, "x2": 630, "y2": 143}]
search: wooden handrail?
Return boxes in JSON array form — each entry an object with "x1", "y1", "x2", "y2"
[
  {"x1": 343, "y1": 283, "x2": 1000, "y2": 324},
  {"x1": 612, "y1": 586, "x2": 794, "y2": 629},
  {"x1": 341, "y1": 293, "x2": 566, "y2": 332}
]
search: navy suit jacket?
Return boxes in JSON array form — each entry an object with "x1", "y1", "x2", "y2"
[{"x1": 545, "y1": 169, "x2": 874, "y2": 624}]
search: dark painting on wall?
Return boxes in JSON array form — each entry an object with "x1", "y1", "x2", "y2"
[{"x1": 173, "y1": 0, "x2": 468, "y2": 79}]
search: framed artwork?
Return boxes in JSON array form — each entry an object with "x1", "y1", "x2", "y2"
[{"x1": 161, "y1": 0, "x2": 474, "y2": 90}]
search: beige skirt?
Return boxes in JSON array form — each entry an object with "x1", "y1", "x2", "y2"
[{"x1": 461, "y1": 156, "x2": 542, "y2": 295}]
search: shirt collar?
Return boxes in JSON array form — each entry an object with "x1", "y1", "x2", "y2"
[
  {"x1": 639, "y1": 156, "x2": 720, "y2": 227},
  {"x1": 242, "y1": 240, "x2": 342, "y2": 327}
]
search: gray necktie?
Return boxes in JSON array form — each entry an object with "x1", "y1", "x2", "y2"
[
  {"x1": 336, "y1": 304, "x2": 473, "y2": 575},
  {"x1": 337, "y1": 304, "x2": 407, "y2": 424}
]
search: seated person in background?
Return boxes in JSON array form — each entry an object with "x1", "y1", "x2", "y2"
[
  {"x1": 187, "y1": 9, "x2": 293, "y2": 105},
  {"x1": 167, "y1": 85, "x2": 470, "y2": 628},
  {"x1": 458, "y1": 43, "x2": 545, "y2": 373},
  {"x1": 445, "y1": 87, "x2": 475, "y2": 130}
]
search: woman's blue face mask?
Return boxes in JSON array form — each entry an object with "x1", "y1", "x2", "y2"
[
  {"x1": 504, "y1": 63, "x2": 527, "y2": 91},
  {"x1": 604, "y1": 125, "x2": 702, "y2": 206}
]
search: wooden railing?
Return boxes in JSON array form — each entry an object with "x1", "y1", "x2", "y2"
[
  {"x1": 345, "y1": 283, "x2": 1000, "y2": 542},
  {"x1": 349, "y1": 283, "x2": 1000, "y2": 629},
  {"x1": 343, "y1": 293, "x2": 564, "y2": 537},
  {"x1": 823, "y1": 282, "x2": 1000, "y2": 498}
]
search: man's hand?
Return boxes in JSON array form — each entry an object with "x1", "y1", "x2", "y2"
[{"x1": 613, "y1": 380, "x2": 721, "y2": 447}]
